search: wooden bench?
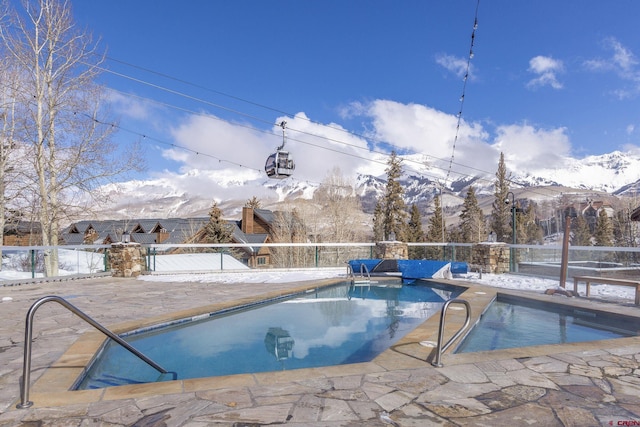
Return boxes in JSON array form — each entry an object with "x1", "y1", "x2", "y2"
[{"x1": 573, "y1": 275, "x2": 640, "y2": 305}]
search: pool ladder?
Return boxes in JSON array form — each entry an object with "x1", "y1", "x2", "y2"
[
  {"x1": 347, "y1": 262, "x2": 371, "y2": 285},
  {"x1": 16, "y1": 295, "x2": 169, "y2": 409},
  {"x1": 431, "y1": 299, "x2": 471, "y2": 368}
]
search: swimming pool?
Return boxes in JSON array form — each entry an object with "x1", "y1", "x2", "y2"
[
  {"x1": 75, "y1": 280, "x2": 465, "y2": 389},
  {"x1": 455, "y1": 293, "x2": 640, "y2": 353}
]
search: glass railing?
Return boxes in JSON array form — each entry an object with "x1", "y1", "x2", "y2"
[{"x1": 1, "y1": 243, "x2": 639, "y2": 281}]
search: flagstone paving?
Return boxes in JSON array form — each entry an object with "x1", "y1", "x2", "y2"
[{"x1": 0, "y1": 275, "x2": 639, "y2": 426}]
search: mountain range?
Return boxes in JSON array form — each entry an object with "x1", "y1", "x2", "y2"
[{"x1": 99, "y1": 150, "x2": 640, "y2": 221}]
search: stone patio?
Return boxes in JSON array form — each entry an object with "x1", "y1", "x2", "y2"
[{"x1": 0, "y1": 274, "x2": 639, "y2": 426}]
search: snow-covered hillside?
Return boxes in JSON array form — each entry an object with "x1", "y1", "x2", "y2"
[{"x1": 94, "y1": 150, "x2": 640, "y2": 220}]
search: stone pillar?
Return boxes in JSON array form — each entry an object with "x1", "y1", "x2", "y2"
[
  {"x1": 109, "y1": 242, "x2": 146, "y2": 277},
  {"x1": 471, "y1": 242, "x2": 509, "y2": 274},
  {"x1": 374, "y1": 240, "x2": 408, "y2": 260}
]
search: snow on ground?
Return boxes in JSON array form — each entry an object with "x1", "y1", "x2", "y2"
[
  {"x1": 138, "y1": 267, "x2": 346, "y2": 284},
  {"x1": 150, "y1": 253, "x2": 248, "y2": 272},
  {"x1": 1, "y1": 250, "x2": 636, "y2": 304},
  {"x1": 138, "y1": 268, "x2": 637, "y2": 303}
]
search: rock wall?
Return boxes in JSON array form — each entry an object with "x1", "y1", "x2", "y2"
[
  {"x1": 109, "y1": 243, "x2": 146, "y2": 277},
  {"x1": 374, "y1": 241, "x2": 408, "y2": 260},
  {"x1": 471, "y1": 243, "x2": 510, "y2": 274}
]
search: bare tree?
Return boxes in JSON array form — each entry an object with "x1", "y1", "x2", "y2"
[
  {"x1": 313, "y1": 167, "x2": 365, "y2": 243},
  {"x1": 0, "y1": 52, "x2": 22, "y2": 266},
  {"x1": 270, "y1": 207, "x2": 307, "y2": 267},
  {"x1": 0, "y1": 0, "x2": 142, "y2": 275}
]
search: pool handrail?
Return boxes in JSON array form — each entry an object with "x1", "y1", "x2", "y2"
[
  {"x1": 431, "y1": 298, "x2": 471, "y2": 368},
  {"x1": 17, "y1": 295, "x2": 169, "y2": 409},
  {"x1": 347, "y1": 262, "x2": 371, "y2": 284}
]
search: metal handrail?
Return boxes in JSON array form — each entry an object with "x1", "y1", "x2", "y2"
[
  {"x1": 17, "y1": 295, "x2": 168, "y2": 409},
  {"x1": 431, "y1": 298, "x2": 471, "y2": 368},
  {"x1": 356, "y1": 263, "x2": 371, "y2": 283},
  {"x1": 347, "y1": 262, "x2": 371, "y2": 284}
]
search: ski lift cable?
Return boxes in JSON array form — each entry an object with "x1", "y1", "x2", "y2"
[
  {"x1": 66, "y1": 67, "x2": 567, "y2": 197},
  {"x1": 71, "y1": 100, "x2": 565, "y2": 201},
  {"x1": 103, "y1": 84, "x2": 495, "y2": 182},
  {"x1": 82, "y1": 50, "x2": 577, "y2": 201},
  {"x1": 443, "y1": 0, "x2": 480, "y2": 187},
  {"x1": 94, "y1": 62, "x2": 496, "y2": 178},
  {"x1": 92, "y1": 57, "x2": 555, "y2": 193},
  {"x1": 74, "y1": 107, "x2": 562, "y2": 201}
]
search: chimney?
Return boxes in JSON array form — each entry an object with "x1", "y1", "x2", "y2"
[{"x1": 242, "y1": 207, "x2": 254, "y2": 234}]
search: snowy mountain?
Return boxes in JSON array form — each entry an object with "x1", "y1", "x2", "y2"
[{"x1": 96, "y1": 150, "x2": 640, "y2": 220}]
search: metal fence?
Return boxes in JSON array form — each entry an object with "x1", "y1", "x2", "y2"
[{"x1": 1, "y1": 243, "x2": 639, "y2": 280}]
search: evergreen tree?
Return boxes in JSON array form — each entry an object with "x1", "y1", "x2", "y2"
[
  {"x1": 376, "y1": 151, "x2": 407, "y2": 240},
  {"x1": 372, "y1": 201, "x2": 385, "y2": 241},
  {"x1": 406, "y1": 204, "x2": 425, "y2": 259},
  {"x1": 425, "y1": 195, "x2": 445, "y2": 259},
  {"x1": 518, "y1": 202, "x2": 544, "y2": 244},
  {"x1": 571, "y1": 215, "x2": 592, "y2": 246},
  {"x1": 426, "y1": 195, "x2": 445, "y2": 242},
  {"x1": 459, "y1": 186, "x2": 485, "y2": 243},
  {"x1": 489, "y1": 152, "x2": 512, "y2": 243},
  {"x1": 612, "y1": 207, "x2": 637, "y2": 248},
  {"x1": 594, "y1": 209, "x2": 613, "y2": 247},
  {"x1": 245, "y1": 196, "x2": 262, "y2": 209},
  {"x1": 202, "y1": 201, "x2": 232, "y2": 247}
]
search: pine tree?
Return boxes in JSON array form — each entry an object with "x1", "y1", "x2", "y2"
[
  {"x1": 406, "y1": 204, "x2": 425, "y2": 259},
  {"x1": 571, "y1": 215, "x2": 592, "y2": 246},
  {"x1": 372, "y1": 201, "x2": 385, "y2": 241},
  {"x1": 245, "y1": 196, "x2": 261, "y2": 209},
  {"x1": 612, "y1": 206, "x2": 637, "y2": 248},
  {"x1": 459, "y1": 186, "x2": 485, "y2": 243},
  {"x1": 425, "y1": 195, "x2": 445, "y2": 259},
  {"x1": 376, "y1": 151, "x2": 407, "y2": 240},
  {"x1": 202, "y1": 201, "x2": 232, "y2": 247},
  {"x1": 517, "y1": 202, "x2": 544, "y2": 244},
  {"x1": 594, "y1": 209, "x2": 613, "y2": 247},
  {"x1": 489, "y1": 152, "x2": 512, "y2": 243}
]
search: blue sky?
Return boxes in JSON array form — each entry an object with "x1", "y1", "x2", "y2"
[{"x1": 65, "y1": 0, "x2": 640, "y2": 190}]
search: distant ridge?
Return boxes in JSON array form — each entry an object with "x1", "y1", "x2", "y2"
[{"x1": 94, "y1": 150, "x2": 640, "y2": 220}]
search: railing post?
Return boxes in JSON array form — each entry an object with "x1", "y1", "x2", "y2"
[
  {"x1": 30, "y1": 249, "x2": 35, "y2": 278},
  {"x1": 431, "y1": 299, "x2": 471, "y2": 368},
  {"x1": 17, "y1": 296, "x2": 168, "y2": 409}
]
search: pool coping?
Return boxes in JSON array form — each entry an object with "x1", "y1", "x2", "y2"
[{"x1": 23, "y1": 278, "x2": 640, "y2": 409}]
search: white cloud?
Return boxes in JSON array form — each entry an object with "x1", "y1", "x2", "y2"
[
  {"x1": 492, "y1": 124, "x2": 571, "y2": 170},
  {"x1": 163, "y1": 112, "x2": 373, "y2": 185},
  {"x1": 584, "y1": 37, "x2": 638, "y2": 74},
  {"x1": 106, "y1": 90, "x2": 156, "y2": 121},
  {"x1": 137, "y1": 99, "x2": 577, "y2": 196},
  {"x1": 526, "y1": 56, "x2": 564, "y2": 90},
  {"x1": 344, "y1": 100, "x2": 495, "y2": 179},
  {"x1": 584, "y1": 37, "x2": 640, "y2": 99},
  {"x1": 358, "y1": 100, "x2": 485, "y2": 155},
  {"x1": 435, "y1": 53, "x2": 475, "y2": 80}
]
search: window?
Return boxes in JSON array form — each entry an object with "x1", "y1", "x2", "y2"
[{"x1": 257, "y1": 257, "x2": 266, "y2": 265}]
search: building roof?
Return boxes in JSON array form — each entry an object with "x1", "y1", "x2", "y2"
[
  {"x1": 61, "y1": 211, "x2": 276, "y2": 248},
  {"x1": 631, "y1": 206, "x2": 640, "y2": 221}
]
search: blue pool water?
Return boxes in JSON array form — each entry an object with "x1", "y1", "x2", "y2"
[
  {"x1": 76, "y1": 280, "x2": 465, "y2": 389},
  {"x1": 455, "y1": 294, "x2": 640, "y2": 353}
]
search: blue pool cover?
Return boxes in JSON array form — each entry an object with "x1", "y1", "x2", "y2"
[{"x1": 348, "y1": 259, "x2": 468, "y2": 280}]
